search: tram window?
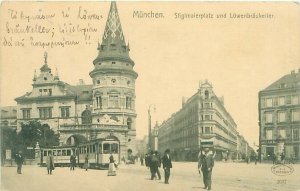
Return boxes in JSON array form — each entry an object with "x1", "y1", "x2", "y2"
[
  {"x1": 98, "y1": 144, "x2": 102, "y2": 154},
  {"x1": 67, "y1": 150, "x2": 71, "y2": 156},
  {"x1": 103, "y1": 143, "x2": 110, "y2": 154},
  {"x1": 57, "y1": 150, "x2": 61, "y2": 156},
  {"x1": 111, "y1": 143, "x2": 119, "y2": 153},
  {"x1": 44, "y1": 151, "x2": 47, "y2": 156},
  {"x1": 62, "y1": 150, "x2": 67, "y2": 156},
  {"x1": 53, "y1": 150, "x2": 57, "y2": 156}
]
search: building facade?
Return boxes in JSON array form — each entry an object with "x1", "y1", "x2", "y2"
[
  {"x1": 259, "y1": 69, "x2": 300, "y2": 162},
  {"x1": 0, "y1": 106, "x2": 17, "y2": 130},
  {"x1": 158, "y1": 81, "x2": 238, "y2": 161},
  {"x1": 14, "y1": 2, "x2": 138, "y2": 159},
  {"x1": 236, "y1": 133, "x2": 254, "y2": 160}
]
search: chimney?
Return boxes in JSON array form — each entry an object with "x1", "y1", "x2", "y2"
[
  {"x1": 291, "y1": 70, "x2": 295, "y2": 75},
  {"x1": 182, "y1": 97, "x2": 186, "y2": 107},
  {"x1": 219, "y1": 96, "x2": 224, "y2": 105},
  {"x1": 78, "y1": 79, "x2": 85, "y2": 85},
  {"x1": 199, "y1": 80, "x2": 203, "y2": 89}
]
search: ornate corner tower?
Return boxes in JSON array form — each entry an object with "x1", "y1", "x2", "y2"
[{"x1": 89, "y1": 2, "x2": 138, "y2": 156}]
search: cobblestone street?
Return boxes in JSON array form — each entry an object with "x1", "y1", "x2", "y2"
[{"x1": 1, "y1": 162, "x2": 299, "y2": 191}]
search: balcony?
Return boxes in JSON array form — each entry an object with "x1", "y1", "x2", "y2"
[
  {"x1": 261, "y1": 139, "x2": 277, "y2": 144},
  {"x1": 59, "y1": 123, "x2": 128, "y2": 132}
]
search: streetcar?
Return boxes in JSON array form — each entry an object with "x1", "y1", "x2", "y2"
[
  {"x1": 40, "y1": 146, "x2": 76, "y2": 167},
  {"x1": 77, "y1": 138, "x2": 119, "y2": 169},
  {"x1": 40, "y1": 137, "x2": 120, "y2": 169}
]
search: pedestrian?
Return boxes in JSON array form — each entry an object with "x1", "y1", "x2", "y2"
[
  {"x1": 107, "y1": 154, "x2": 116, "y2": 176},
  {"x1": 272, "y1": 153, "x2": 276, "y2": 164},
  {"x1": 255, "y1": 155, "x2": 258, "y2": 165},
  {"x1": 150, "y1": 151, "x2": 161, "y2": 180},
  {"x1": 145, "y1": 153, "x2": 150, "y2": 177},
  {"x1": 162, "y1": 149, "x2": 172, "y2": 184},
  {"x1": 198, "y1": 148, "x2": 214, "y2": 190},
  {"x1": 70, "y1": 153, "x2": 76, "y2": 170},
  {"x1": 155, "y1": 151, "x2": 162, "y2": 179},
  {"x1": 145, "y1": 154, "x2": 150, "y2": 167},
  {"x1": 83, "y1": 154, "x2": 89, "y2": 171},
  {"x1": 46, "y1": 152, "x2": 55, "y2": 175},
  {"x1": 140, "y1": 155, "x2": 144, "y2": 166},
  {"x1": 15, "y1": 151, "x2": 24, "y2": 174},
  {"x1": 280, "y1": 152, "x2": 285, "y2": 163}
]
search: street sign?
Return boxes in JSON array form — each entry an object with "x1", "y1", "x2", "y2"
[{"x1": 6, "y1": 149, "x2": 11, "y2": 160}]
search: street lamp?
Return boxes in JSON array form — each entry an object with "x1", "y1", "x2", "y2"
[{"x1": 148, "y1": 104, "x2": 156, "y2": 151}]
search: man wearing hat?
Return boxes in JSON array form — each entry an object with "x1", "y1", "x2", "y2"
[
  {"x1": 162, "y1": 149, "x2": 172, "y2": 184},
  {"x1": 198, "y1": 148, "x2": 214, "y2": 190},
  {"x1": 15, "y1": 151, "x2": 24, "y2": 174}
]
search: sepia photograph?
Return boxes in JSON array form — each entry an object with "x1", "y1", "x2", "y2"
[{"x1": 0, "y1": 1, "x2": 299, "y2": 191}]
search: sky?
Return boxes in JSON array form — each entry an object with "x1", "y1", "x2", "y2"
[{"x1": 1, "y1": 2, "x2": 300, "y2": 147}]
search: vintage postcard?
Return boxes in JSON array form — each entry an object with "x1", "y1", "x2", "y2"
[{"x1": 0, "y1": 1, "x2": 299, "y2": 191}]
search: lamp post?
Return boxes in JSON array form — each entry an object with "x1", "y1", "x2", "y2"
[{"x1": 148, "y1": 104, "x2": 156, "y2": 151}]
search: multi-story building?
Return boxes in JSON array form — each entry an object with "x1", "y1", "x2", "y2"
[
  {"x1": 259, "y1": 69, "x2": 300, "y2": 162},
  {"x1": 158, "y1": 80, "x2": 238, "y2": 161},
  {"x1": 236, "y1": 133, "x2": 255, "y2": 160},
  {"x1": 0, "y1": 106, "x2": 17, "y2": 130},
  {"x1": 14, "y1": 2, "x2": 138, "y2": 159}
]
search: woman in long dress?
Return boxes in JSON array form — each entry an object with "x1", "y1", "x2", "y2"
[{"x1": 107, "y1": 154, "x2": 116, "y2": 176}]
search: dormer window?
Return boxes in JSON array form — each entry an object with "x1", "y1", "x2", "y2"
[
  {"x1": 44, "y1": 77, "x2": 47, "y2": 80},
  {"x1": 111, "y1": 79, "x2": 116, "y2": 84},
  {"x1": 205, "y1": 90, "x2": 209, "y2": 99},
  {"x1": 97, "y1": 80, "x2": 100, "y2": 84},
  {"x1": 112, "y1": 62, "x2": 116, "y2": 64},
  {"x1": 280, "y1": 83, "x2": 286, "y2": 88}
]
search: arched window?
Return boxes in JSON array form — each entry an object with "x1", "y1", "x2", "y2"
[
  {"x1": 96, "y1": 96, "x2": 102, "y2": 108},
  {"x1": 205, "y1": 90, "x2": 209, "y2": 99},
  {"x1": 81, "y1": 109, "x2": 92, "y2": 124}
]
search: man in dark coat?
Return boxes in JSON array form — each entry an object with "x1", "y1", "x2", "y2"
[
  {"x1": 198, "y1": 148, "x2": 214, "y2": 190},
  {"x1": 150, "y1": 151, "x2": 161, "y2": 180},
  {"x1": 15, "y1": 151, "x2": 24, "y2": 174},
  {"x1": 162, "y1": 149, "x2": 172, "y2": 184},
  {"x1": 154, "y1": 151, "x2": 161, "y2": 180},
  {"x1": 70, "y1": 154, "x2": 76, "y2": 171}
]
